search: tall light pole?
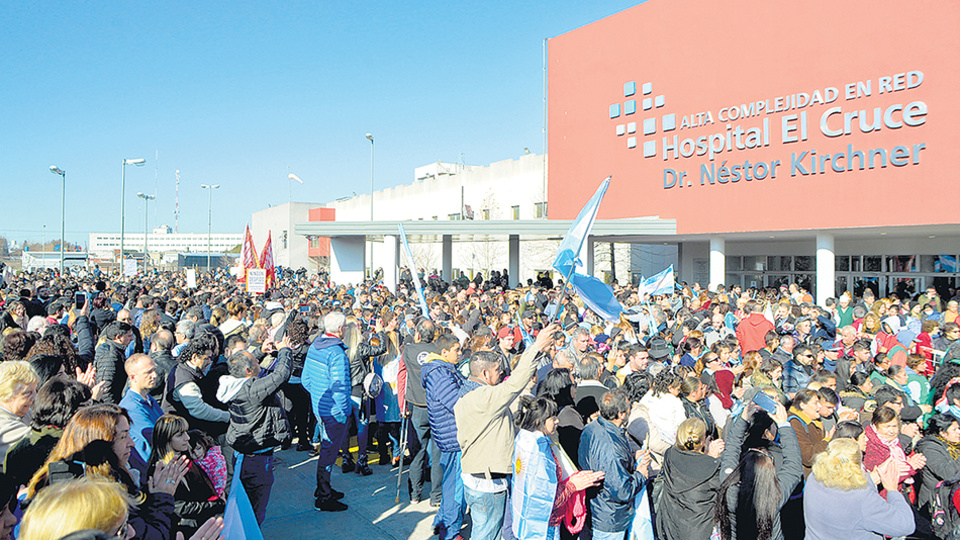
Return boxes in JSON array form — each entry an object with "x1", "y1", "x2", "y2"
[
  {"x1": 365, "y1": 132, "x2": 374, "y2": 277},
  {"x1": 137, "y1": 192, "x2": 155, "y2": 273},
  {"x1": 49, "y1": 166, "x2": 66, "y2": 273},
  {"x1": 200, "y1": 184, "x2": 220, "y2": 273},
  {"x1": 120, "y1": 158, "x2": 146, "y2": 267}
]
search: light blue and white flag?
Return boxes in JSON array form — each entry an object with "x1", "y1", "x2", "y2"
[
  {"x1": 638, "y1": 265, "x2": 675, "y2": 297},
  {"x1": 398, "y1": 223, "x2": 431, "y2": 319},
  {"x1": 552, "y1": 177, "x2": 610, "y2": 278},
  {"x1": 569, "y1": 273, "x2": 623, "y2": 322},
  {"x1": 222, "y1": 454, "x2": 264, "y2": 540}
]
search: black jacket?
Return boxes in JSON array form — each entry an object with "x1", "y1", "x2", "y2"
[
  {"x1": 147, "y1": 460, "x2": 223, "y2": 536},
  {"x1": 94, "y1": 340, "x2": 127, "y2": 404},
  {"x1": 402, "y1": 342, "x2": 439, "y2": 407},
  {"x1": 916, "y1": 435, "x2": 960, "y2": 512},
  {"x1": 217, "y1": 347, "x2": 293, "y2": 454},
  {"x1": 149, "y1": 350, "x2": 176, "y2": 399},
  {"x1": 718, "y1": 415, "x2": 803, "y2": 540},
  {"x1": 349, "y1": 332, "x2": 387, "y2": 388},
  {"x1": 656, "y1": 446, "x2": 721, "y2": 540}
]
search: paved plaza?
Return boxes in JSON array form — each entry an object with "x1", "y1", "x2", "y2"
[{"x1": 261, "y1": 448, "x2": 448, "y2": 540}]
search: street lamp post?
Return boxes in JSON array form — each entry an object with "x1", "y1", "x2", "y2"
[
  {"x1": 200, "y1": 184, "x2": 220, "y2": 273},
  {"x1": 49, "y1": 166, "x2": 66, "y2": 274},
  {"x1": 365, "y1": 133, "x2": 374, "y2": 277},
  {"x1": 137, "y1": 192, "x2": 155, "y2": 274},
  {"x1": 120, "y1": 158, "x2": 146, "y2": 268}
]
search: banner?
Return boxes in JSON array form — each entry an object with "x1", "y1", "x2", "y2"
[
  {"x1": 247, "y1": 269, "x2": 266, "y2": 294},
  {"x1": 123, "y1": 259, "x2": 138, "y2": 277},
  {"x1": 398, "y1": 223, "x2": 430, "y2": 319},
  {"x1": 185, "y1": 269, "x2": 196, "y2": 289}
]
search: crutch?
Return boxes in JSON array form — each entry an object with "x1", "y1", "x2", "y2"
[{"x1": 395, "y1": 414, "x2": 409, "y2": 503}]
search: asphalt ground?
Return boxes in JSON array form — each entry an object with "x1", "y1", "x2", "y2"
[{"x1": 259, "y1": 441, "x2": 462, "y2": 540}]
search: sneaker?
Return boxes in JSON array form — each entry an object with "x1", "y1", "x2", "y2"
[
  {"x1": 314, "y1": 488, "x2": 345, "y2": 500},
  {"x1": 341, "y1": 455, "x2": 355, "y2": 474},
  {"x1": 356, "y1": 464, "x2": 373, "y2": 476},
  {"x1": 315, "y1": 498, "x2": 348, "y2": 512}
]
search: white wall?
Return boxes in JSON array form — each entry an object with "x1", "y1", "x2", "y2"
[
  {"x1": 332, "y1": 153, "x2": 555, "y2": 282},
  {"x1": 251, "y1": 202, "x2": 325, "y2": 270}
]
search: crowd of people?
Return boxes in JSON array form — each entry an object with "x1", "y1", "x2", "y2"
[{"x1": 1, "y1": 263, "x2": 960, "y2": 540}]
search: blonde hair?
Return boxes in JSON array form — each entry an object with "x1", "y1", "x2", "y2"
[
  {"x1": 0, "y1": 360, "x2": 38, "y2": 401},
  {"x1": 675, "y1": 417, "x2": 707, "y2": 452},
  {"x1": 812, "y1": 438, "x2": 868, "y2": 490},
  {"x1": 20, "y1": 477, "x2": 131, "y2": 540}
]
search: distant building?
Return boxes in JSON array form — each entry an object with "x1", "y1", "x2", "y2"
[{"x1": 88, "y1": 226, "x2": 242, "y2": 260}]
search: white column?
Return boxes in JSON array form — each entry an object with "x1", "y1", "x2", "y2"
[
  {"x1": 382, "y1": 235, "x2": 399, "y2": 293},
  {"x1": 330, "y1": 236, "x2": 366, "y2": 286},
  {"x1": 586, "y1": 236, "x2": 595, "y2": 276},
  {"x1": 508, "y1": 235, "x2": 520, "y2": 288},
  {"x1": 709, "y1": 237, "x2": 725, "y2": 292},
  {"x1": 816, "y1": 233, "x2": 835, "y2": 307},
  {"x1": 441, "y1": 235, "x2": 453, "y2": 282}
]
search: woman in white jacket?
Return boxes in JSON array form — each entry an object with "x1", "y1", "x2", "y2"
[{"x1": 640, "y1": 369, "x2": 686, "y2": 445}]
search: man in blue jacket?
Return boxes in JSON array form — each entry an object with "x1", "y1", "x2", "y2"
[
  {"x1": 422, "y1": 333, "x2": 466, "y2": 540},
  {"x1": 302, "y1": 311, "x2": 351, "y2": 512},
  {"x1": 578, "y1": 389, "x2": 650, "y2": 540}
]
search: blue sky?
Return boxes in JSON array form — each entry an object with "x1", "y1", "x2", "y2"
[{"x1": 1, "y1": 1, "x2": 640, "y2": 248}]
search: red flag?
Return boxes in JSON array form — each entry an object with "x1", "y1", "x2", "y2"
[
  {"x1": 238, "y1": 224, "x2": 259, "y2": 284},
  {"x1": 259, "y1": 231, "x2": 275, "y2": 289}
]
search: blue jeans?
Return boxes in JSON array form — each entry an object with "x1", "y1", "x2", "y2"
[
  {"x1": 316, "y1": 416, "x2": 348, "y2": 500},
  {"x1": 463, "y1": 485, "x2": 507, "y2": 540},
  {"x1": 432, "y1": 451, "x2": 465, "y2": 540},
  {"x1": 236, "y1": 453, "x2": 274, "y2": 525},
  {"x1": 592, "y1": 530, "x2": 625, "y2": 540},
  {"x1": 341, "y1": 394, "x2": 370, "y2": 465}
]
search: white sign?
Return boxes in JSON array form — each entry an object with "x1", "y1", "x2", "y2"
[
  {"x1": 247, "y1": 269, "x2": 266, "y2": 294},
  {"x1": 185, "y1": 269, "x2": 197, "y2": 289},
  {"x1": 123, "y1": 259, "x2": 138, "y2": 277}
]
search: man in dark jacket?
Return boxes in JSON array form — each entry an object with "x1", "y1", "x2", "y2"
[
  {"x1": 216, "y1": 336, "x2": 294, "y2": 525},
  {"x1": 93, "y1": 321, "x2": 134, "y2": 403},
  {"x1": 579, "y1": 389, "x2": 650, "y2": 539},
  {"x1": 402, "y1": 318, "x2": 442, "y2": 504},
  {"x1": 422, "y1": 333, "x2": 466, "y2": 540},
  {"x1": 148, "y1": 329, "x2": 176, "y2": 399}
]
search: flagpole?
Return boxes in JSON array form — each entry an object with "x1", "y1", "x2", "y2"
[{"x1": 549, "y1": 263, "x2": 580, "y2": 325}]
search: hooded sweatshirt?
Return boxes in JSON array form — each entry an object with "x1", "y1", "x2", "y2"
[{"x1": 736, "y1": 313, "x2": 774, "y2": 353}]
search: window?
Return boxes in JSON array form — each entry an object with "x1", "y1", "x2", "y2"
[
  {"x1": 535, "y1": 202, "x2": 547, "y2": 218},
  {"x1": 448, "y1": 213, "x2": 461, "y2": 221},
  {"x1": 511, "y1": 205, "x2": 520, "y2": 220}
]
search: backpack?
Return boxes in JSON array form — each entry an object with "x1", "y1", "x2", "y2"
[{"x1": 930, "y1": 474, "x2": 960, "y2": 540}]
